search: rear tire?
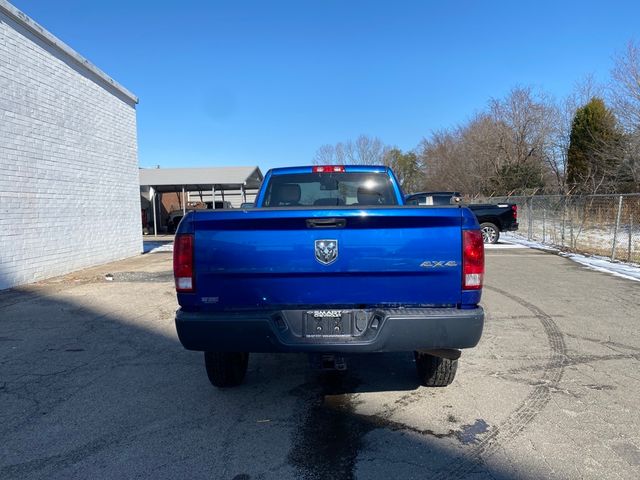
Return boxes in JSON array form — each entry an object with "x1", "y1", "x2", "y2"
[
  {"x1": 414, "y1": 352, "x2": 458, "y2": 387},
  {"x1": 480, "y1": 222, "x2": 500, "y2": 244},
  {"x1": 204, "y1": 352, "x2": 249, "y2": 387}
]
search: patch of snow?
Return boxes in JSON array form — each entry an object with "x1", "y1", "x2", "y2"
[
  {"x1": 143, "y1": 242, "x2": 173, "y2": 254},
  {"x1": 502, "y1": 233, "x2": 640, "y2": 282},
  {"x1": 559, "y1": 252, "x2": 640, "y2": 282},
  {"x1": 484, "y1": 242, "x2": 528, "y2": 249},
  {"x1": 500, "y1": 234, "x2": 560, "y2": 252}
]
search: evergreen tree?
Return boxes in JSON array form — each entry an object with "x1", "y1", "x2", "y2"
[
  {"x1": 566, "y1": 98, "x2": 621, "y2": 193},
  {"x1": 383, "y1": 148, "x2": 423, "y2": 192}
]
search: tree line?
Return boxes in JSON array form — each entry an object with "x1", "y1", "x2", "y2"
[{"x1": 313, "y1": 41, "x2": 640, "y2": 196}]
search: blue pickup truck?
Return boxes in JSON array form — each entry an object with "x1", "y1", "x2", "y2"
[{"x1": 173, "y1": 165, "x2": 484, "y2": 388}]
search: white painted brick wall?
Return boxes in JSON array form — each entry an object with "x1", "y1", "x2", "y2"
[{"x1": 0, "y1": 10, "x2": 141, "y2": 290}]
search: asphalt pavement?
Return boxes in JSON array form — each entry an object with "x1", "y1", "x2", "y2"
[{"x1": 1, "y1": 243, "x2": 639, "y2": 479}]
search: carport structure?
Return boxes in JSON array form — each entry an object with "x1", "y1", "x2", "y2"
[{"x1": 139, "y1": 166, "x2": 263, "y2": 235}]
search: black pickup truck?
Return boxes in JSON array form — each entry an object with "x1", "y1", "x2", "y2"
[{"x1": 405, "y1": 192, "x2": 518, "y2": 244}]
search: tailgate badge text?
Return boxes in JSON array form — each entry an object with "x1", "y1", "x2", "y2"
[{"x1": 420, "y1": 260, "x2": 458, "y2": 268}]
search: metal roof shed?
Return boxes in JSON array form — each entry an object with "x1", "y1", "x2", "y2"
[{"x1": 139, "y1": 166, "x2": 263, "y2": 235}]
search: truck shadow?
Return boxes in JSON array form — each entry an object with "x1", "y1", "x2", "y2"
[
  {"x1": 304, "y1": 352, "x2": 421, "y2": 394},
  {"x1": 0, "y1": 280, "x2": 530, "y2": 480}
]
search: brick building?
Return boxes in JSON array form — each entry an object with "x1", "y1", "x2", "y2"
[{"x1": 0, "y1": 1, "x2": 141, "y2": 290}]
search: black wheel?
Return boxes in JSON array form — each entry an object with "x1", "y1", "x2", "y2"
[
  {"x1": 204, "y1": 352, "x2": 249, "y2": 387},
  {"x1": 414, "y1": 352, "x2": 458, "y2": 387},
  {"x1": 480, "y1": 222, "x2": 500, "y2": 244}
]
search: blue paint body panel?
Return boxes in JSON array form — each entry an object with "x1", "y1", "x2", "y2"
[{"x1": 175, "y1": 166, "x2": 484, "y2": 353}]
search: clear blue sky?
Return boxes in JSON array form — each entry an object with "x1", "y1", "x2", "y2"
[{"x1": 12, "y1": 0, "x2": 640, "y2": 171}]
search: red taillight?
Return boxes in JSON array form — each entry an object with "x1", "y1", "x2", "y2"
[
  {"x1": 463, "y1": 230, "x2": 484, "y2": 290},
  {"x1": 511, "y1": 204, "x2": 517, "y2": 220},
  {"x1": 173, "y1": 234, "x2": 194, "y2": 292},
  {"x1": 313, "y1": 165, "x2": 345, "y2": 173}
]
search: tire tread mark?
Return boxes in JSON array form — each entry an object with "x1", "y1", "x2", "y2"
[{"x1": 432, "y1": 285, "x2": 567, "y2": 479}]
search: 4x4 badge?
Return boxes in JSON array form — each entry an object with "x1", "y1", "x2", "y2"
[
  {"x1": 420, "y1": 260, "x2": 458, "y2": 268},
  {"x1": 315, "y1": 239, "x2": 338, "y2": 265}
]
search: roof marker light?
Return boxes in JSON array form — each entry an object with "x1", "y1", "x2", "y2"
[{"x1": 313, "y1": 165, "x2": 345, "y2": 173}]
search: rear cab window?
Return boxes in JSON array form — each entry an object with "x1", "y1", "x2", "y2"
[{"x1": 263, "y1": 172, "x2": 398, "y2": 207}]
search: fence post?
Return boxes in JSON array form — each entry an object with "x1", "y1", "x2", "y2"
[
  {"x1": 527, "y1": 197, "x2": 533, "y2": 241},
  {"x1": 560, "y1": 196, "x2": 567, "y2": 247},
  {"x1": 611, "y1": 195, "x2": 623, "y2": 261},
  {"x1": 629, "y1": 212, "x2": 634, "y2": 262},
  {"x1": 542, "y1": 209, "x2": 546, "y2": 243},
  {"x1": 568, "y1": 197, "x2": 574, "y2": 248}
]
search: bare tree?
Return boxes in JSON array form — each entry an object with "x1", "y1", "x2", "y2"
[
  {"x1": 313, "y1": 135, "x2": 389, "y2": 165},
  {"x1": 313, "y1": 144, "x2": 340, "y2": 165},
  {"x1": 611, "y1": 41, "x2": 640, "y2": 130},
  {"x1": 487, "y1": 87, "x2": 555, "y2": 170},
  {"x1": 418, "y1": 116, "x2": 497, "y2": 196},
  {"x1": 419, "y1": 88, "x2": 556, "y2": 196},
  {"x1": 610, "y1": 41, "x2": 640, "y2": 189}
]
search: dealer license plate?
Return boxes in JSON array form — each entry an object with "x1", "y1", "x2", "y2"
[{"x1": 304, "y1": 310, "x2": 352, "y2": 337}]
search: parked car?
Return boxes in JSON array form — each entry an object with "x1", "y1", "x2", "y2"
[
  {"x1": 173, "y1": 166, "x2": 484, "y2": 388},
  {"x1": 405, "y1": 191, "x2": 518, "y2": 244}
]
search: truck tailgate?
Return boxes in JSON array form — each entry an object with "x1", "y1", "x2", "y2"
[{"x1": 184, "y1": 207, "x2": 463, "y2": 310}]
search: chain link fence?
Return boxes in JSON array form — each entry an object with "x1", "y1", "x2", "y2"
[{"x1": 473, "y1": 194, "x2": 640, "y2": 264}]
